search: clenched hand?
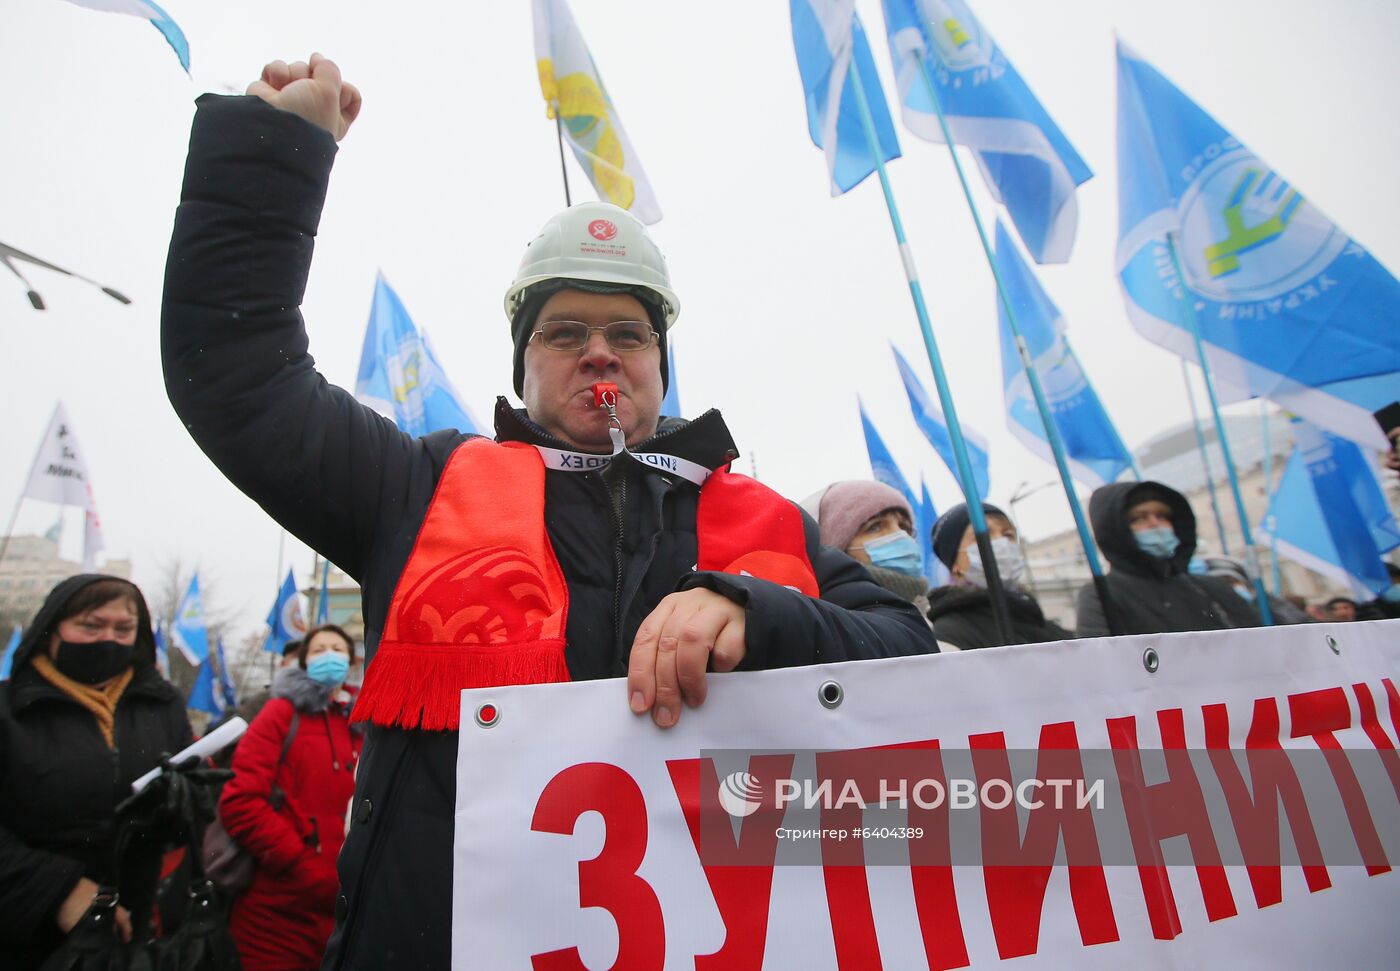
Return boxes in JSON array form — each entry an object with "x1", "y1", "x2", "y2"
[{"x1": 246, "y1": 53, "x2": 361, "y2": 141}]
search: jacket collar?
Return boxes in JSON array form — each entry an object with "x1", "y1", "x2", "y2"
[
  {"x1": 492, "y1": 398, "x2": 740, "y2": 475},
  {"x1": 8, "y1": 659, "x2": 177, "y2": 715}
]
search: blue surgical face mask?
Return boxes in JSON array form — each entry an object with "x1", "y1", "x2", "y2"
[
  {"x1": 307, "y1": 652, "x2": 350, "y2": 688},
  {"x1": 864, "y1": 531, "x2": 924, "y2": 577},
  {"x1": 1187, "y1": 557, "x2": 1208, "y2": 576},
  {"x1": 1134, "y1": 526, "x2": 1180, "y2": 560}
]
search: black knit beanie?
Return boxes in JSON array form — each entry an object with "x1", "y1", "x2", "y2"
[
  {"x1": 510, "y1": 279, "x2": 669, "y2": 398},
  {"x1": 931, "y1": 502, "x2": 1006, "y2": 569}
]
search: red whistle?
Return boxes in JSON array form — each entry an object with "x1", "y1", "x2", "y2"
[{"x1": 591, "y1": 382, "x2": 619, "y2": 408}]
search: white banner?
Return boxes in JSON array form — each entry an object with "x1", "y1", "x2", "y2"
[{"x1": 454, "y1": 621, "x2": 1400, "y2": 968}]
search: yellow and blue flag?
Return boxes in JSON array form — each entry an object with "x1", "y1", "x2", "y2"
[
  {"x1": 533, "y1": 0, "x2": 661, "y2": 223},
  {"x1": 993, "y1": 221, "x2": 1133, "y2": 487},
  {"x1": 879, "y1": 0, "x2": 1091, "y2": 262},
  {"x1": 1117, "y1": 43, "x2": 1400, "y2": 449},
  {"x1": 355, "y1": 274, "x2": 481, "y2": 438},
  {"x1": 790, "y1": 0, "x2": 901, "y2": 195}
]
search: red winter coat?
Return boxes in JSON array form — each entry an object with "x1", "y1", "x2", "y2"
[{"x1": 220, "y1": 667, "x2": 361, "y2": 971}]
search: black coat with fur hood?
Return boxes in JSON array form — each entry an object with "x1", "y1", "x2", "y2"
[
  {"x1": 1075, "y1": 482, "x2": 1262, "y2": 637},
  {"x1": 0, "y1": 575, "x2": 193, "y2": 969}
]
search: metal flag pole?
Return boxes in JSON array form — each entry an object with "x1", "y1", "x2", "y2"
[
  {"x1": 1165, "y1": 235, "x2": 1274, "y2": 624},
  {"x1": 554, "y1": 112, "x2": 573, "y2": 207},
  {"x1": 913, "y1": 52, "x2": 1121, "y2": 635},
  {"x1": 1180, "y1": 359, "x2": 1231, "y2": 554},
  {"x1": 1260, "y1": 403, "x2": 1284, "y2": 596},
  {"x1": 845, "y1": 61, "x2": 1014, "y2": 645}
]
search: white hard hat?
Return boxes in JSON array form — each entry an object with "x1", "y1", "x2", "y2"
[{"x1": 503, "y1": 201, "x2": 680, "y2": 329}]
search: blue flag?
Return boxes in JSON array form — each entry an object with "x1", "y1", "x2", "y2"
[
  {"x1": 1116, "y1": 43, "x2": 1400, "y2": 449},
  {"x1": 171, "y1": 574, "x2": 208, "y2": 666},
  {"x1": 263, "y1": 568, "x2": 307, "y2": 655},
  {"x1": 215, "y1": 639, "x2": 238, "y2": 711},
  {"x1": 918, "y1": 478, "x2": 948, "y2": 586},
  {"x1": 993, "y1": 221, "x2": 1133, "y2": 486},
  {"x1": 62, "y1": 0, "x2": 191, "y2": 74},
  {"x1": 0, "y1": 627, "x2": 19, "y2": 681},
  {"x1": 858, "y1": 399, "x2": 918, "y2": 513},
  {"x1": 316, "y1": 560, "x2": 331, "y2": 625},
  {"x1": 790, "y1": 0, "x2": 901, "y2": 194},
  {"x1": 660, "y1": 341, "x2": 682, "y2": 418},
  {"x1": 187, "y1": 655, "x2": 223, "y2": 716},
  {"x1": 154, "y1": 622, "x2": 169, "y2": 676},
  {"x1": 892, "y1": 345, "x2": 990, "y2": 498},
  {"x1": 879, "y1": 0, "x2": 1091, "y2": 263},
  {"x1": 355, "y1": 274, "x2": 481, "y2": 438},
  {"x1": 1260, "y1": 420, "x2": 1400, "y2": 597}
]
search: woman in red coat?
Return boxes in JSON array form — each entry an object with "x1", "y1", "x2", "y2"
[{"x1": 220, "y1": 624, "x2": 362, "y2": 970}]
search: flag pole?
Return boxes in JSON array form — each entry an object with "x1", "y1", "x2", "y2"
[
  {"x1": 845, "y1": 62, "x2": 1015, "y2": 645},
  {"x1": 1179, "y1": 360, "x2": 1231, "y2": 554},
  {"x1": 0, "y1": 496, "x2": 23, "y2": 571},
  {"x1": 1166, "y1": 235, "x2": 1274, "y2": 624},
  {"x1": 554, "y1": 112, "x2": 573, "y2": 207},
  {"x1": 913, "y1": 53, "x2": 1121, "y2": 635},
  {"x1": 1260, "y1": 403, "x2": 1284, "y2": 596}
]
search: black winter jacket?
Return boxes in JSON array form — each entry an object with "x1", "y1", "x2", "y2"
[
  {"x1": 1076, "y1": 482, "x2": 1262, "y2": 637},
  {"x1": 0, "y1": 575, "x2": 193, "y2": 970},
  {"x1": 161, "y1": 94, "x2": 937, "y2": 971},
  {"x1": 925, "y1": 585, "x2": 1071, "y2": 650}
]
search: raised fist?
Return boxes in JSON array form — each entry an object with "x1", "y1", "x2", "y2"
[{"x1": 246, "y1": 53, "x2": 362, "y2": 141}]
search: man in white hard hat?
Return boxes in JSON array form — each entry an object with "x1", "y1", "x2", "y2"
[{"x1": 161, "y1": 55, "x2": 936, "y2": 970}]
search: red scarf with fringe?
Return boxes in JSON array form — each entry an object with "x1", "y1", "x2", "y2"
[{"x1": 353, "y1": 438, "x2": 818, "y2": 731}]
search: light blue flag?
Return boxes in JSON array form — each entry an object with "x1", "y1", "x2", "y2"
[
  {"x1": 1116, "y1": 43, "x2": 1400, "y2": 449},
  {"x1": 215, "y1": 639, "x2": 238, "y2": 710},
  {"x1": 879, "y1": 0, "x2": 1092, "y2": 262},
  {"x1": 892, "y1": 345, "x2": 990, "y2": 498},
  {"x1": 316, "y1": 560, "x2": 331, "y2": 625},
  {"x1": 187, "y1": 656, "x2": 223, "y2": 716},
  {"x1": 0, "y1": 627, "x2": 19, "y2": 681},
  {"x1": 355, "y1": 274, "x2": 481, "y2": 438},
  {"x1": 263, "y1": 568, "x2": 306, "y2": 654},
  {"x1": 918, "y1": 479, "x2": 949, "y2": 585},
  {"x1": 660, "y1": 341, "x2": 681, "y2": 418},
  {"x1": 993, "y1": 221, "x2": 1133, "y2": 487},
  {"x1": 1260, "y1": 420, "x2": 1400, "y2": 597},
  {"x1": 790, "y1": 0, "x2": 901, "y2": 194},
  {"x1": 171, "y1": 573, "x2": 208, "y2": 666},
  {"x1": 858, "y1": 399, "x2": 918, "y2": 513},
  {"x1": 61, "y1": 0, "x2": 190, "y2": 74},
  {"x1": 153, "y1": 622, "x2": 169, "y2": 676}
]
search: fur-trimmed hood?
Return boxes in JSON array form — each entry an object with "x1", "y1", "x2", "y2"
[{"x1": 270, "y1": 664, "x2": 338, "y2": 713}]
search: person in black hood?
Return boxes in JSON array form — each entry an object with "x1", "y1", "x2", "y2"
[
  {"x1": 0, "y1": 574, "x2": 194, "y2": 970},
  {"x1": 1076, "y1": 481, "x2": 1262, "y2": 636},
  {"x1": 925, "y1": 503, "x2": 1072, "y2": 650}
]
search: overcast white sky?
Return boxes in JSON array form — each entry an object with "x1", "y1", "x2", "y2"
[{"x1": 3, "y1": 0, "x2": 1398, "y2": 640}]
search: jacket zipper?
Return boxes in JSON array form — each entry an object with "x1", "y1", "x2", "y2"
[{"x1": 608, "y1": 472, "x2": 627, "y2": 648}]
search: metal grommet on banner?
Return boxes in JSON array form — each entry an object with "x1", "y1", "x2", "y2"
[
  {"x1": 474, "y1": 703, "x2": 501, "y2": 728},
  {"x1": 1142, "y1": 648, "x2": 1160, "y2": 674},
  {"x1": 1326, "y1": 635, "x2": 1340, "y2": 655},
  {"x1": 818, "y1": 680, "x2": 843, "y2": 709}
]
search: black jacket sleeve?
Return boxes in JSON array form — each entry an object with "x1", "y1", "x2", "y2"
[
  {"x1": 1075, "y1": 582, "x2": 1110, "y2": 638},
  {"x1": 680, "y1": 511, "x2": 938, "y2": 668},
  {"x1": 161, "y1": 94, "x2": 415, "y2": 579}
]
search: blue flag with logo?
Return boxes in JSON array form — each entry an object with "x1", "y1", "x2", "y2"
[
  {"x1": 993, "y1": 221, "x2": 1133, "y2": 486},
  {"x1": 892, "y1": 345, "x2": 990, "y2": 498},
  {"x1": 0, "y1": 627, "x2": 19, "y2": 681},
  {"x1": 153, "y1": 622, "x2": 169, "y2": 676},
  {"x1": 660, "y1": 341, "x2": 681, "y2": 418},
  {"x1": 355, "y1": 274, "x2": 481, "y2": 438},
  {"x1": 790, "y1": 0, "x2": 901, "y2": 194},
  {"x1": 172, "y1": 574, "x2": 208, "y2": 666},
  {"x1": 263, "y1": 568, "x2": 306, "y2": 655},
  {"x1": 1260, "y1": 420, "x2": 1400, "y2": 597},
  {"x1": 879, "y1": 0, "x2": 1092, "y2": 262},
  {"x1": 857, "y1": 399, "x2": 918, "y2": 513},
  {"x1": 215, "y1": 639, "x2": 238, "y2": 710},
  {"x1": 1116, "y1": 43, "x2": 1400, "y2": 449},
  {"x1": 187, "y1": 655, "x2": 223, "y2": 716}
]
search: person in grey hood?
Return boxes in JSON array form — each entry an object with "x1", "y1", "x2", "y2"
[
  {"x1": 1077, "y1": 481, "x2": 1262, "y2": 636},
  {"x1": 0, "y1": 574, "x2": 193, "y2": 969}
]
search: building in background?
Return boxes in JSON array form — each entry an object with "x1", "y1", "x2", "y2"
[
  {"x1": 0, "y1": 533, "x2": 131, "y2": 631},
  {"x1": 1019, "y1": 412, "x2": 1399, "y2": 629}
]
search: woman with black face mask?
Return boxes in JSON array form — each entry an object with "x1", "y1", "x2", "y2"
[{"x1": 0, "y1": 574, "x2": 194, "y2": 969}]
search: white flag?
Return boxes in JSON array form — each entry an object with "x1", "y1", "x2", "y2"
[
  {"x1": 533, "y1": 0, "x2": 662, "y2": 223},
  {"x1": 23, "y1": 402, "x2": 104, "y2": 568}
]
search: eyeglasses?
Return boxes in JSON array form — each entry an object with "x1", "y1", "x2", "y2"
[{"x1": 531, "y1": 319, "x2": 658, "y2": 352}]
